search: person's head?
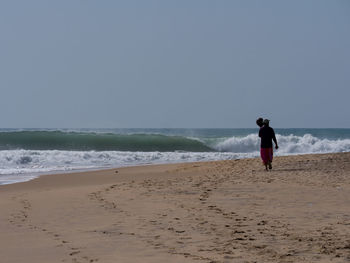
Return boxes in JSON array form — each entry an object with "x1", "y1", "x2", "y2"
[
  {"x1": 263, "y1": 119, "x2": 270, "y2": 127},
  {"x1": 256, "y1": 117, "x2": 264, "y2": 127}
]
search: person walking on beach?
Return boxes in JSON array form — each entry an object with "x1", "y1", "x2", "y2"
[{"x1": 259, "y1": 119, "x2": 278, "y2": 171}]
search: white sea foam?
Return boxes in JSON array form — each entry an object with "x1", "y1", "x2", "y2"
[
  {"x1": 276, "y1": 134, "x2": 350, "y2": 154},
  {"x1": 0, "y1": 150, "x2": 247, "y2": 184}
]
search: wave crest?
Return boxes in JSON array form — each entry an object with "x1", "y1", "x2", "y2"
[
  {"x1": 213, "y1": 134, "x2": 260, "y2": 153},
  {"x1": 213, "y1": 133, "x2": 350, "y2": 154}
]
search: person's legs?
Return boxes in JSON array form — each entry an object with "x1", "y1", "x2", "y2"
[
  {"x1": 260, "y1": 148, "x2": 270, "y2": 171},
  {"x1": 268, "y1": 148, "x2": 273, "y2": 169}
]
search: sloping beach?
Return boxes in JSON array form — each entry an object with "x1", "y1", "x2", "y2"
[{"x1": 0, "y1": 152, "x2": 349, "y2": 263}]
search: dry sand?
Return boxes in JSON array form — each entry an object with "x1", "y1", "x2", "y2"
[{"x1": 0, "y1": 153, "x2": 349, "y2": 263}]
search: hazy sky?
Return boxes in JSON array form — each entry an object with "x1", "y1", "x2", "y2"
[{"x1": 0, "y1": 1, "x2": 349, "y2": 128}]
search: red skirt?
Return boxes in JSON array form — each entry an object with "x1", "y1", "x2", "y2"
[{"x1": 260, "y1": 148, "x2": 273, "y2": 165}]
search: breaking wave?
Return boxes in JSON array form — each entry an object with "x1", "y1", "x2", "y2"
[
  {"x1": 0, "y1": 130, "x2": 349, "y2": 184},
  {"x1": 213, "y1": 133, "x2": 350, "y2": 154},
  {"x1": 0, "y1": 131, "x2": 212, "y2": 152}
]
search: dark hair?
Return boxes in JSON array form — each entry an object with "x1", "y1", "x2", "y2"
[{"x1": 256, "y1": 118, "x2": 264, "y2": 127}]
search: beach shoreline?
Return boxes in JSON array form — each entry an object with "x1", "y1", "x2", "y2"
[{"x1": 0, "y1": 152, "x2": 349, "y2": 262}]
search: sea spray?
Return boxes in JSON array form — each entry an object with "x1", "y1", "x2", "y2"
[{"x1": 213, "y1": 134, "x2": 260, "y2": 153}]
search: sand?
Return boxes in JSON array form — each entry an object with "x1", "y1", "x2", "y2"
[{"x1": 0, "y1": 152, "x2": 349, "y2": 263}]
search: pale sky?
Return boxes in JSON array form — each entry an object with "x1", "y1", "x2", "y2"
[{"x1": 0, "y1": 0, "x2": 349, "y2": 128}]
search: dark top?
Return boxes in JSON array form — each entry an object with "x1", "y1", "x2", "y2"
[{"x1": 259, "y1": 126, "x2": 277, "y2": 148}]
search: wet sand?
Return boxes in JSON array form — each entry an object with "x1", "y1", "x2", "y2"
[{"x1": 0, "y1": 152, "x2": 349, "y2": 263}]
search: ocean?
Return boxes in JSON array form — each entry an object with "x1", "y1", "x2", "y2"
[{"x1": 0, "y1": 128, "x2": 349, "y2": 185}]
